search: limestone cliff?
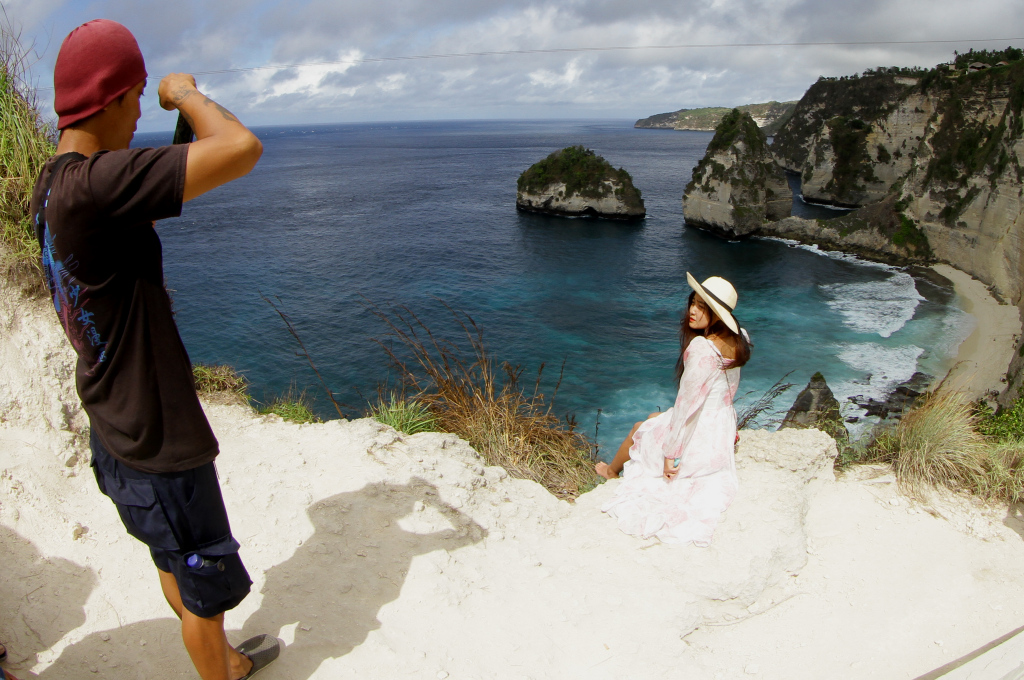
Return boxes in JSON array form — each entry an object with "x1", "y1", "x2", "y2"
[
  {"x1": 635, "y1": 101, "x2": 797, "y2": 135},
  {"x1": 516, "y1": 146, "x2": 645, "y2": 220},
  {"x1": 758, "y1": 195, "x2": 932, "y2": 265},
  {"x1": 770, "y1": 58, "x2": 1024, "y2": 303},
  {"x1": 766, "y1": 51, "x2": 1024, "y2": 404},
  {"x1": 682, "y1": 109, "x2": 791, "y2": 238}
]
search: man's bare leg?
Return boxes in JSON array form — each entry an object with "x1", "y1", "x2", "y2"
[{"x1": 158, "y1": 569, "x2": 253, "y2": 680}]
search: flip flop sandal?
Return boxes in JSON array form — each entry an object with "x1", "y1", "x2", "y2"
[
  {"x1": 236, "y1": 634, "x2": 281, "y2": 679},
  {"x1": 0, "y1": 642, "x2": 6, "y2": 662}
]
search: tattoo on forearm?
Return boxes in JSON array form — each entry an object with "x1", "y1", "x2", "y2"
[
  {"x1": 172, "y1": 86, "x2": 195, "y2": 105},
  {"x1": 201, "y1": 96, "x2": 240, "y2": 123}
]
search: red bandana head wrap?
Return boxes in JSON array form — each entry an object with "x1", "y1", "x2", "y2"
[{"x1": 54, "y1": 19, "x2": 147, "y2": 130}]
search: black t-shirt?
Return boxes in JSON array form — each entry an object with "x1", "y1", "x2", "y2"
[{"x1": 30, "y1": 146, "x2": 219, "y2": 473}]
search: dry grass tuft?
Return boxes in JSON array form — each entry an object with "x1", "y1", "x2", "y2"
[
  {"x1": 193, "y1": 363, "x2": 250, "y2": 402},
  {"x1": 872, "y1": 390, "x2": 987, "y2": 497},
  {"x1": 370, "y1": 303, "x2": 598, "y2": 500},
  {"x1": 0, "y1": 18, "x2": 55, "y2": 293},
  {"x1": 979, "y1": 439, "x2": 1024, "y2": 504}
]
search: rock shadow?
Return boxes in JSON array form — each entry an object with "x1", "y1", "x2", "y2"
[
  {"x1": 0, "y1": 525, "x2": 96, "y2": 675},
  {"x1": 1005, "y1": 502, "x2": 1024, "y2": 541},
  {"x1": 242, "y1": 477, "x2": 486, "y2": 679}
]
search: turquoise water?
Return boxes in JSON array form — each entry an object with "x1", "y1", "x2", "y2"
[{"x1": 134, "y1": 119, "x2": 971, "y2": 457}]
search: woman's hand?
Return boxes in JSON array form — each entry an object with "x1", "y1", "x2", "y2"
[{"x1": 663, "y1": 457, "x2": 680, "y2": 481}]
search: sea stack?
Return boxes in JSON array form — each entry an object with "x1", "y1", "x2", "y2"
[
  {"x1": 516, "y1": 146, "x2": 645, "y2": 220},
  {"x1": 682, "y1": 109, "x2": 791, "y2": 238},
  {"x1": 779, "y1": 372, "x2": 846, "y2": 439}
]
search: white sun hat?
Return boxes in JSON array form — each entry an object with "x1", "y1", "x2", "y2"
[{"x1": 686, "y1": 272, "x2": 739, "y2": 334}]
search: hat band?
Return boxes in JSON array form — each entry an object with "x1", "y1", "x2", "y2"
[{"x1": 701, "y1": 287, "x2": 735, "y2": 312}]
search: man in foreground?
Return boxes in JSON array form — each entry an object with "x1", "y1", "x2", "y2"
[{"x1": 30, "y1": 19, "x2": 276, "y2": 680}]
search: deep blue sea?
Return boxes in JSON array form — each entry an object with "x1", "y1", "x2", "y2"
[{"x1": 133, "y1": 120, "x2": 972, "y2": 457}]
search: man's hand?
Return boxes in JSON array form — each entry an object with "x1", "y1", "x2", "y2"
[
  {"x1": 155, "y1": 73, "x2": 262, "y2": 202},
  {"x1": 158, "y1": 73, "x2": 198, "y2": 111},
  {"x1": 663, "y1": 457, "x2": 679, "y2": 481}
]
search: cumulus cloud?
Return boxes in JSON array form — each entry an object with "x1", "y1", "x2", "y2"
[{"x1": 9, "y1": 0, "x2": 1022, "y2": 130}]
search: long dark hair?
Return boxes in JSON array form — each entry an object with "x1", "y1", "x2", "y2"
[{"x1": 674, "y1": 291, "x2": 752, "y2": 383}]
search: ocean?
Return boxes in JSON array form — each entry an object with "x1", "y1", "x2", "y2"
[{"x1": 133, "y1": 119, "x2": 972, "y2": 456}]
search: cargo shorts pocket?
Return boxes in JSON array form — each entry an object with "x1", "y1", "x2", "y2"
[
  {"x1": 93, "y1": 466, "x2": 181, "y2": 551},
  {"x1": 178, "y1": 535, "x2": 252, "y2": 617}
]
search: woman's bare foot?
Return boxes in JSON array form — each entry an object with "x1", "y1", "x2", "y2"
[{"x1": 595, "y1": 462, "x2": 619, "y2": 479}]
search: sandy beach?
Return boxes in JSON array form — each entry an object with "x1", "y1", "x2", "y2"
[
  {"x1": 3, "y1": 265, "x2": 1024, "y2": 680},
  {"x1": 932, "y1": 264, "x2": 1022, "y2": 401}
]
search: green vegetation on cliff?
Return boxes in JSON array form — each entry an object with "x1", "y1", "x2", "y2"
[
  {"x1": 635, "y1": 101, "x2": 797, "y2": 135},
  {"x1": 517, "y1": 145, "x2": 643, "y2": 211},
  {"x1": 952, "y1": 47, "x2": 1024, "y2": 70},
  {"x1": 684, "y1": 109, "x2": 790, "y2": 235},
  {"x1": 772, "y1": 72, "x2": 917, "y2": 170},
  {"x1": 923, "y1": 58, "x2": 1024, "y2": 205},
  {"x1": 687, "y1": 109, "x2": 772, "y2": 193},
  {"x1": 0, "y1": 24, "x2": 55, "y2": 291}
]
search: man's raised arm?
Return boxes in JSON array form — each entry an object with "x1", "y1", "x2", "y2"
[{"x1": 158, "y1": 73, "x2": 263, "y2": 202}]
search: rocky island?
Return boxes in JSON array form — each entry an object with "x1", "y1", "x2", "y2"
[
  {"x1": 516, "y1": 146, "x2": 645, "y2": 220},
  {"x1": 682, "y1": 109, "x2": 791, "y2": 238}
]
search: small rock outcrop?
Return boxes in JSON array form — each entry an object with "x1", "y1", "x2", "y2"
[
  {"x1": 779, "y1": 372, "x2": 845, "y2": 438},
  {"x1": 516, "y1": 146, "x2": 645, "y2": 220},
  {"x1": 682, "y1": 109, "x2": 791, "y2": 238}
]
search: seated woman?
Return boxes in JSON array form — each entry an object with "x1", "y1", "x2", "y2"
[{"x1": 597, "y1": 274, "x2": 751, "y2": 546}]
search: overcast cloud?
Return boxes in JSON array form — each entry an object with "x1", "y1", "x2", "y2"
[{"x1": 4, "y1": 0, "x2": 1021, "y2": 132}]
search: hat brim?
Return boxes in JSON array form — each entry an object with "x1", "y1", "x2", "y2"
[{"x1": 687, "y1": 272, "x2": 739, "y2": 334}]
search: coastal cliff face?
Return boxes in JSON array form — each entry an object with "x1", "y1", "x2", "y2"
[
  {"x1": 635, "y1": 101, "x2": 797, "y2": 135},
  {"x1": 516, "y1": 146, "x2": 645, "y2": 220},
  {"x1": 683, "y1": 109, "x2": 791, "y2": 238},
  {"x1": 516, "y1": 180, "x2": 645, "y2": 219},
  {"x1": 758, "y1": 195, "x2": 932, "y2": 264},
  {"x1": 771, "y1": 60, "x2": 1024, "y2": 305},
  {"x1": 772, "y1": 72, "x2": 924, "y2": 206}
]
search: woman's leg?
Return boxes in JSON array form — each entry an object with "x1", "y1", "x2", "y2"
[{"x1": 596, "y1": 419, "x2": 645, "y2": 479}]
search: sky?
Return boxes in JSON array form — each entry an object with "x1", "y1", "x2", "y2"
[{"x1": 4, "y1": 0, "x2": 1022, "y2": 132}]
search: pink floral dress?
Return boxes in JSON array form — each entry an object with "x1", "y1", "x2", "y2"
[{"x1": 602, "y1": 335, "x2": 741, "y2": 546}]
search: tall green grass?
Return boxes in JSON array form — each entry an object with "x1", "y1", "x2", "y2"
[
  {"x1": 0, "y1": 21, "x2": 55, "y2": 290},
  {"x1": 369, "y1": 391, "x2": 438, "y2": 435},
  {"x1": 870, "y1": 390, "x2": 1024, "y2": 503},
  {"x1": 370, "y1": 303, "x2": 598, "y2": 500},
  {"x1": 256, "y1": 385, "x2": 321, "y2": 424}
]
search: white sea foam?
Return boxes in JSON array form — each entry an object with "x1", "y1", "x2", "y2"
[
  {"x1": 750, "y1": 236, "x2": 894, "y2": 270},
  {"x1": 819, "y1": 272, "x2": 924, "y2": 338},
  {"x1": 832, "y1": 342, "x2": 925, "y2": 403}
]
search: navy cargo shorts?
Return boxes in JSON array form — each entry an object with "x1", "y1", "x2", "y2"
[{"x1": 90, "y1": 430, "x2": 252, "y2": 618}]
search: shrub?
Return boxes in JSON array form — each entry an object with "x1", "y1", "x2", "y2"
[
  {"x1": 0, "y1": 20, "x2": 56, "y2": 291},
  {"x1": 977, "y1": 395, "x2": 1024, "y2": 440},
  {"x1": 369, "y1": 392, "x2": 438, "y2": 435},
  {"x1": 369, "y1": 303, "x2": 597, "y2": 500},
  {"x1": 870, "y1": 390, "x2": 987, "y2": 496},
  {"x1": 256, "y1": 385, "x2": 321, "y2": 424},
  {"x1": 979, "y1": 440, "x2": 1024, "y2": 503},
  {"x1": 193, "y1": 363, "x2": 250, "y2": 399}
]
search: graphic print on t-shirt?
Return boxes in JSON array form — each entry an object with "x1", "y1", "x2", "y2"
[{"x1": 40, "y1": 221, "x2": 108, "y2": 372}]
